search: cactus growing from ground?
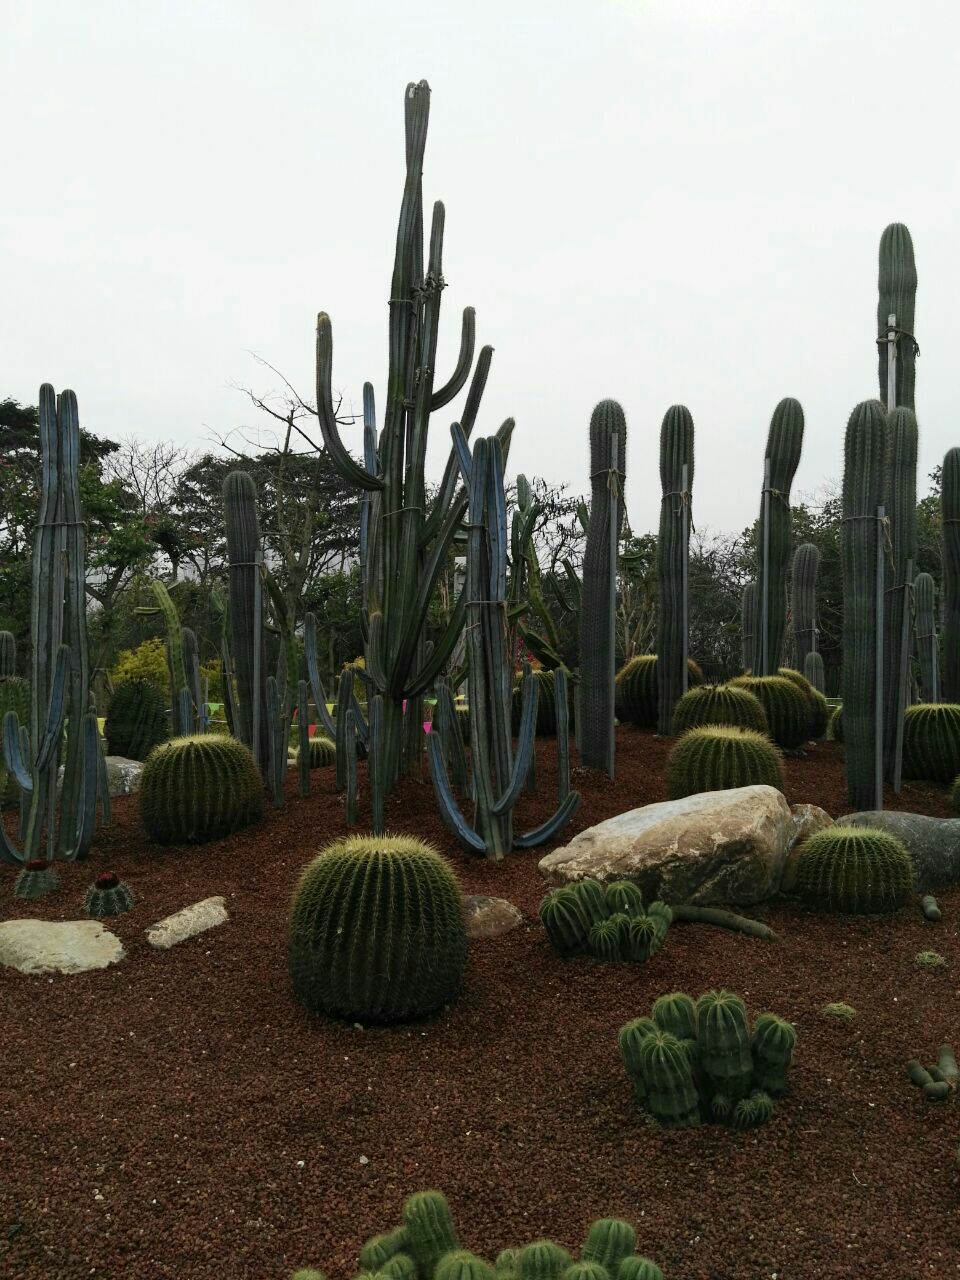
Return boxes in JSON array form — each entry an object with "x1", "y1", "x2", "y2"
[
  {"x1": 605, "y1": 879, "x2": 645, "y2": 917},
  {"x1": 0, "y1": 672, "x2": 29, "y2": 804},
  {"x1": 671, "y1": 683, "x2": 768, "y2": 736},
  {"x1": 289, "y1": 835, "x2": 467, "y2": 1024},
  {"x1": 655, "y1": 405, "x2": 695, "y2": 734},
  {"x1": 914, "y1": 571, "x2": 940, "y2": 702},
  {"x1": 84, "y1": 871, "x2": 135, "y2": 918},
  {"x1": 727, "y1": 675, "x2": 810, "y2": 748},
  {"x1": 791, "y1": 543, "x2": 820, "y2": 673},
  {"x1": 792, "y1": 825, "x2": 914, "y2": 913},
  {"x1": 877, "y1": 222, "x2": 918, "y2": 411},
  {"x1": 696, "y1": 990, "x2": 754, "y2": 1101},
  {"x1": 539, "y1": 886, "x2": 590, "y2": 956},
  {"x1": 580, "y1": 1221, "x2": 636, "y2": 1275},
  {"x1": 666, "y1": 725, "x2": 783, "y2": 799},
  {"x1": 518, "y1": 1242, "x2": 572, "y2": 1280},
  {"x1": 14, "y1": 858, "x2": 60, "y2": 899},
  {"x1": 881, "y1": 407, "x2": 918, "y2": 783},
  {"x1": 511, "y1": 669, "x2": 564, "y2": 737},
  {"x1": 105, "y1": 677, "x2": 168, "y2": 761},
  {"x1": 942, "y1": 449, "x2": 960, "y2": 702},
  {"x1": 301, "y1": 735, "x2": 336, "y2": 768},
  {"x1": 637, "y1": 1029, "x2": 701, "y2": 1127},
  {"x1": 404, "y1": 1191, "x2": 461, "y2": 1279},
  {"x1": 652, "y1": 992, "x2": 697, "y2": 1042},
  {"x1": 539, "y1": 880, "x2": 669, "y2": 963},
  {"x1": 615, "y1": 654, "x2": 704, "y2": 728},
  {"x1": 0, "y1": 631, "x2": 14, "y2": 676},
  {"x1": 588, "y1": 917, "x2": 624, "y2": 962},
  {"x1": 751, "y1": 1013, "x2": 797, "y2": 1096},
  {"x1": 752, "y1": 399, "x2": 804, "y2": 676},
  {"x1": 140, "y1": 734, "x2": 263, "y2": 844},
  {"x1": 580, "y1": 401, "x2": 627, "y2": 774},
  {"x1": 901, "y1": 703, "x2": 960, "y2": 782}
]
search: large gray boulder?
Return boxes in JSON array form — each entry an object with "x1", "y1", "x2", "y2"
[
  {"x1": 539, "y1": 785, "x2": 821, "y2": 906},
  {"x1": 840, "y1": 811, "x2": 960, "y2": 888}
]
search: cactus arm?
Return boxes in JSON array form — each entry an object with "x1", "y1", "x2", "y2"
[
  {"x1": 265, "y1": 675, "x2": 285, "y2": 807},
  {"x1": 149, "y1": 580, "x2": 188, "y2": 697},
  {"x1": 344, "y1": 710, "x2": 358, "y2": 825},
  {"x1": 555, "y1": 666, "x2": 571, "y2": 802},
  {"x1": 420, "y1": 346, "x2": 494, "y2": 548},
  {"x1": 34, "y1": 644, "x2": 69, "y2": 771},
  {"x1": 514, "y1": 790, "x2": 582, "y2": 848},
  {"x1": 369, "y1": 694, "x2": 385, "y2": 834},
  {"x1": 670, "y1": 904, "x2": 777, "y2": 939},
  {"x1": 425, "y1": 730, "x2": 486, "y2": 853},
  {"x1": 334, "y1": 669, "x2": 353, "y2": 792},
  {"x1": 491, "y1": 675, "x2": 539, "y2": 815},
  {"x1": 70, "y1": 713, "x2": 100, "y2": 859},
  {"x1": 303, "y1": 613, "x2": 339, "y2": 740},
  {"x1": 315, "y1": 313, "x2": 383, "y2": 492},
  {"x1": 405, "y1": 594, "x2": 468, "y2": 698},
  {"x1": 450, "y1": 421, "x2": 474, "y2": 488},
  {"x1": 430, "y1": 307, "x2": 476, "y2": 410},
  {"x1": 3, "y1": 710, "x2": 32, "y2": 794},
  {"x1": 178, "y1": 688, "x2": 196, "y2": 736}
]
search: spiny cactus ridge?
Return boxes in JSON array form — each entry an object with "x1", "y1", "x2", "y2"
[
  {"x1": 139, "y1": 733, "x2": 263, "y2": 844},
  {"x1": 902, "y1": 703, "x2": 960, "y2": 783},
  {"x1": 792, "y1": 825, "x2": 914, "y2": 914},
  {"x1": 665, "y1": 725, "x2": 784, "y2": 799}
]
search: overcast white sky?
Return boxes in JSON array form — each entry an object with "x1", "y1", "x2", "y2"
[{"x1": 3, "y1": 1, "x2": 958, "y2": 534}]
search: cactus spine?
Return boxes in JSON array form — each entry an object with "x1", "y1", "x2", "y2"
[
  {"x1": 791, "y1": 543, "x2": 819, "y2": 672},
  {"x1": 580, "y1": 400, "x2": 627, "y2": 773},
  {"x1": 882, "y1": 407, "x2": 918, "y2": 783},
  {"x1": 942, "y1": 448, "x2": 960, "y2": 701},
  {"x1": 753, "y1": 399, "x2": 804, "y2": 676},
  {"x1": 841, "y1": 400, "x2": 887, "y2": 808},
  {"x1": 656, "y1": 405, "x2": 694, "y2": 733},
  {"x1": 877, "y1": 222, "x2": 918, "y2": 411},
  {"x1": 914, "y1": 571, "x2": 940, "y2": 702}
]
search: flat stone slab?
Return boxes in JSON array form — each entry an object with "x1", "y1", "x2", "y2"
[
  {"x1": 462, "y1": 895, "x2": 522, "y2": 939},
  {"x1": 0, "y1": 919, "x2": 124, "y2": 974},
  {"x1": 145, "y1": 896, "x2": 229, "y2": 949},
  {"x1": 840, "y1": 811, "x2": 960, "y2": 889}
]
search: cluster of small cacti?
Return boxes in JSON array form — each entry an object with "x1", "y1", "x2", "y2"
[
  {"x1": 289, "y1": 835, "x2": 468, "y2": 1023},
  {"x1": 790, "y1": 826, "x2": 914, "y2": 914},
  {"x1": 140, "y1": 733, "x2": 264, "y2": 844},
  {"x1": 665, "y1": 725, "x2": 784, "y2": 799},
  {"x1": 84, "y1": 871, "x2": 135, "y2": 918},
  {"x1": 901, "y1": 703, "x2": 960, "y2": 783},
  {"x1": 14, "y1": 859, "x2": 60, "y2": 900},
  {"x1": 539, "y1": 878, "x2": 671, "y2": 963},
  {"x1": 728, "y1": 674, "x2": 811, "y2": 749},
  {"x1": 907, "y1": 1043, "x2": 957, "y2": 1102},
  {"x1": 105, "y1": 677, "x2": 169, "y2": 761},
  {"x1": 670, "y1": 682, "x2": 767, "y2": 736},
  {"x1": 820, "y1": 1002, "x2": 856, "y2": 1022},
  {"x1": 290, "y1": 1190, "x2": 666, "y2": 1280},
  {"x1": 615, "y1": 655, "x2": 704, "y2": 728},
  {"x1": 618, "y1": 990, "x2": 795, "y2": 1129}
]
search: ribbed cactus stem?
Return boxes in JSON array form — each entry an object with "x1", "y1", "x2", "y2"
[
  {"x1": 914, "y1": 571, "x2": 940, "y2": 702},
  {"x1": 753, "y1": 399, "x2": 804, "y2": 676},
  {"x1": 0, "y1": 632, "x2": 15, "y2": 677},
  {"x1": 803, "y1": 651, "x2": 826, "y2": 695},
  {"x1": 656, "y1": 405, "x2": 694, "y2": 732},
  {"x1": 877, "y1": 222, "x2": 918, "y2": 411},
  {"x1": 580, "y1": 400, "x2": 627, "y2": 773},
  {"x1": 223, "y1": 471, "x2": 269, "y2": 772},
  {"x1": 942, "y1": 448, "x2": 960, "y2": 701},
  {"x1": 791, "y1": 543, "x2": 819, "y2": 671},
  {"x1": 882, "y1": 407, "x2": 918, "y2": 783},
  {"x1": 740, "y1": 581, "x2": 756, "y2": 672}
]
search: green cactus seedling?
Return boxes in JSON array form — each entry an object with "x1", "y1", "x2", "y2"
[
  {"x1": 651, "y1": 992, "x2": 697, "y2": 1042},
  {"x1": 914, "y1": 950, "x2": 946, "y2": 967},
  {"x1": 518, "y1": 1241, "x2": 573, "y2": 1280},
  {"x1": 731, "y1": 1089, "x2": 775, "y2": 1129},
  {"x1": 84, "y1": 871, "x2": 135, "y2": 919}
]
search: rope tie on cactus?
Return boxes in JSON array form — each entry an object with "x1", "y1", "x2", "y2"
[
  {"x1": 661, "y1": 488, "x2": 696, "y2": 535},
  {"x1": 36, "y1": 520, "x2": 86, "y2": 528},
  {"x1": 760, "y1": 484, "x2": 789, "y2": 507},
  {"x1": 875, "y1": 326, "x2": 920, "y2": 358},
  {"x1": 841, "y1": 512, "x2": 894, "y2": 556},
  {"x1": 382, "y1": 505, "x2": 424, "y2": 518}
]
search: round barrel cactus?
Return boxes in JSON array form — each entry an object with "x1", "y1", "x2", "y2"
[
  {"x1": 604, "y1": 880, "x2": 645, "y2": 917},
  {"x1": 84, "y1": 871, "x2": 135, "y2": 918},
  {"x1": 618, "y1": 1260, "x2": 664, "y2": 1280},
  {"x1": 289, "y1": 835, "x2": 467, "y2": 1024},
  {"x1": 777, "y1": 667, "x2": 829, "y2": 740},
  {"x1": 140, "y1": 733, "x2": 264, "y2": 844},
  {"x1": 637, "y1": 1029, "x2": 701, "y2": 1127},
  {"x1": 793, "y1": 826, "x2": 914, "y2": 913},
  {"x1": 729, "y1": 674, "x2": 811, "y2": 748},
  {"x1": 105, "y1": 677, "x2": 169, "y2": 760},
  {"x1": 615, "y1": 655, "x2": 704, "y2": 727},
  {"x1": 902, "y1": 703, "x2": 960, "y2": 783},
  {"x1": 539, "y1": 886, "x2": 590, "y2": 956},
  {"x1": 518, "y1": 1241, "x2": 573, "y2": 1280},
  {"x1": 671, "y1": 682, "x2": 768, "y2": 736},
  {"x1": 510, "y1": 669, "x2": 562, "y2": 737},
  {"x1": 588, "y1": 916, "x2": 625, "y2": 962},
  {"x1": 303, "y1": 735, "x2": 336, "y2": 768},
  {"x1": 665, "y1": 725, "x2": 784, "y2": 799}
]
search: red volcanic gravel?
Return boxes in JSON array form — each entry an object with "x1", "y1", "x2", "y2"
[{"x1": 1, "y1": 728, "x2": 959, "y2": 1280}]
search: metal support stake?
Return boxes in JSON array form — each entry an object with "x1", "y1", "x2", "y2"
[
  {"x1": 607, "y1": 433, "x2": 619, "y2": 778},
  {"x1": 886, "y1": 311, "x2": 898, "y2": 411},
  {"x1": 875, "y1": 504, "x2": 885, "y2": 810},
  {"x1": 681, "y1": 462, "x2": 690, "y2": 694},
  {"x1": 892, "y1": 557, "x2": 913, "y2": 794},
  {"x1": 252, "y1": 544, "x2": 263, "y2": 770},
  {"x1": 761, "y1": 457, "x2": 771, "y2": 675}
]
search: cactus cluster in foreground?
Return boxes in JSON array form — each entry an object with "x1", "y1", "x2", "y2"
[
  {"x1": 539, "y1": 878, "x2": 671, "y2": 963},
  {"x1": 290, "y1": 1190, "x2": 666, "y2": 1280},
  {"x1": 619, "y1": 990, "x2": 795, "y2": 1129},
  {"x1": 140, "y1": 733, "x2": 264, "y2": 844},
  {"x1": 791, "y1": 826, "x2": 914, "y2": 914}
]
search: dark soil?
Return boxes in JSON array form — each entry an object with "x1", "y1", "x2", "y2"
[{"x1": 2, "y1": 729, "x2": 958, "y2": 1280}]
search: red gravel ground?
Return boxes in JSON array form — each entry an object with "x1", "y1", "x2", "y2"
[{"x1": 2, "y1": 729, "x2": 959, "y2": 1280}]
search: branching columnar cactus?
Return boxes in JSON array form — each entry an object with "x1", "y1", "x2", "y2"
[
  {"x1": 901, "y1": 703, "x2": 960, "y2": 782},
  {"x1": 289, "y1": 835, "x2": 467, "y2": 1024},
  {"x1": 728, "y1": 675, "x2": 810, "y2": 748},
  {"x1": 792, "y1": 826, "x2": 914, "y2": 913},
  {"x1": 841, "y1": 400, "x2": 888, "y2": 808},
  {"x1": 0, "y1": 386, "x2": 101, "y2": 865},
  {"x1": 882, "y1": 407, "x2": 918, "y2": 782},
  {"x1": 84, "y1": 871, "x2": 135, "y2": 918},
  {"x1": 942, "y1": 448, "x2": 960, "y2": 702},
  {"x1": 140, "y1": 734, "x2": 263, "y2": 844},
  {"x1": 223, "y1": 471, "x2": 272, "y2": 774},
  {"x1": 14, "y1": 859, "x2": 60, "y2": 900},
  {"x1": 539, "y1": 878, "x2": 670, "y2": 963},
  {"x1": 877, "y1": 222, "x2": 918, "y2": 411},
  {"x1": 914, "y1": 571, "x2": 940, "y2": 703},
  {"x1": 665, "y1": 725, "x2": 784, "y2": 799},
  {"x1": 615, "y1": 655, "x2": 704, "y2": 728},
  {"x1": 803, "y1": 651, "x2": 826, "y2": 695},
  {"x1": 791, "y1": 543, "x2": 819, "y2": 672},
  {"x1": 580, "y1": 400, "x2": 627, "y2": 774},
  {"x1": 426, "y1": 435, "x2": 580, "y2": 858},
  {"x1": 752, "y1": 399, "x2": 804, "y2": 676},
  {"x1": 671, "y1": 683, "x2": 768, "y2": 736},
  {"x1": 740, "y1": 581, "x2": 756, "y2": 673},
  {"x1": 656, "y1": 406, "x2": 695, "y2": 734},
  {"x1": 105, "y1": 678, "x2": 168, "y2": 761}
]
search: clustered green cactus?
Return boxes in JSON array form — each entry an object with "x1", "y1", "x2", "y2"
[
  {"x1": 791, "y1": 826, "x2": 914, "y2": 914},
  {"x1": 84, "y1": 871, "x2": 135, "y2": 918},
  {"x1": 289, "y1": 835, "x2": 468, "y2": 1024},
  {"x1": 618, "y1": 990, "x2": 795, "y2": 1129},
  {"x1": 539, "y1": 878, "x2": 671, "y2": 963},
  {"x1": 140, "y1": 733, "x2": 263, "y2": 844},
  {"x1": 14, "y1": 858, "x2": 60, "y2": 900},
  {"x1": 665, "y1": 725, "x2": 784, "y2": 799},
  {"x1": 290, "y1": 1191, "x2": 666, "y2": 1280},
  {"x1": 906, "y1": 1042, "x2": 957, "y2": 1102},
  {"x1": 670, "y1": 683, "x2": 767, "y2": 736},
  {"x1": 728, "y1": 674, "x2": 811, "y2": 748},
  {"x1": 901, "y1": 703, "x2": 960, "y2": 783},
  {"x1": 615, "y1": 655, "x2": 704, "y2": 728},
  {"x1": 105, "y1": 677, "x2": 169, "y2": 761}
]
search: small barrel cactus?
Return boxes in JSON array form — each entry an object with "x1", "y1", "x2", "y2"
[
  {"x1": 637, "y1": 1029, "x2": 701, "y2": 1127},
  {"x1": 14, "y1": 859, "x2": 60, "y2": 900},
  {"x1": 665, "y1": 725, "x2": 784, "y2": 799},
  {"x1": 84, "y1": 871, "x2": 135, "y2": 918},
  {"x1": 105, "y1": 677, "x2": 169, "y2": 761},
  {"x1": 671, "y1": 682, "x2": 768, "y2": 736},
  {"x1": 437, "y1": 1253, "x2": 495, "y2": 1280},
  {"x1": 289, "y1": 836, "x2": 467, "y2": 1024},
  {"x1": 140, "y1": 733, "x2": 264, "y2": 844},
  {"x1": 803, "y1": 651, "x2": 826, "y2": 696},
  {"x1": 652, "y1": 992, "x2": 697, "y2": 1042},
  {"x1": 518, "y1": 1241, "x2": 573, "y2": 1280},
  {"x1": 777, "y1": 667, "x2": 829, "y2": 741},
  {"x1": 588, "y1": 916, "x2": 625, "y2": 962},
  {"x1": 570, "y1": 878, "x2": 610, "y2": 928},
  {"x1": 360, "y1": 1227, "x2": 412, "y2": 1271},
  {"x1": 404, "y1": 1191, "x2": 460, "y2": 1280},
  {"x1": 730, "y1": 1089, "x2": 775, "y2": 1130},
  {"x1": 580, "y1": 1220, "x2": 635, "y2": 1275},
  {"x1": 539, "y1": 887, "x2": 591, "y2": 956},
  {"x1": 511, "y1": 670, "x2": 562, "y2": 737},
  {"x1": 750, "y1": 1013, "x2": 797, "y2": 1096},
  {"x1": 792, "y1": 825, "x2": 914, "y2": 913},
  {"x1": 618, "y1": 1016, "x2": 658, "y2": 1092},
  {"x1": 696, "y1": 990, "x2": 754, "y2": 1100},
  {"x1": 303, "y1": 735, "x2": 336, "y2": 768},
  {"x1": 615, "y1": 654, "x2": 704, "y2": 728},
  {"x1": 902, "y1": 703, "x2": 960, "y2": 783},
  {"x1": 623, "y1": 912, "x2": 668, "y2": 963},
  {"x1": 728, "y1": 674, "x2": 811, "y2": 748},
  {"x1": 604, "y1": 880, "x2": 645, "y2": 917}
]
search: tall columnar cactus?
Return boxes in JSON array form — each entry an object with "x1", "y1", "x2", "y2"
[
  {"x1": 223, "y1": 471, "x2": 271, "y2": 773},
  {"x1": 695, "y1": 989, "x2": 754, "y2": 1101},
  {"x1": 140, "y1": 734, "x2": 263, "y2": 843},
  {"x1": 791, "y1": 543, "x2": 819, "y2": 672},
  {"x1": 0, "y1": 632, "x2": 15, "y2": 677},
  {"x1": 882, "y1": 407, "x2": 918, "y2": 783},
  {"x1": 803, "y1": 651, "x2": 826, "y2": 695},
  {"x1": 580, "y1": 400, "x2": 627, "y2": 773},
  {"x1": 1, "y1": 386, "x2": 101, "y2": 865},
  {"x1": 877, "y1": 222, "x2": 918, "y2": 411},
  {"x1": 313, "y1": 81, "x2": 513, "y2": 795},
  {"x1": 740, "y1": 581, "x2": 756, "y2": 672},
  {"x1": 656, "y1": 405, "x2": 695, "y2": 733},
  {"x1": 942, "y1": 448, "x2": 960, "y2": 702},
  {"x1": 914, "y1": 571, "x2": 940, "y2": 702},
  {"x1": 0, "y1": 670, "x2": 29, "y2": 804},
  {"x1": 426, "y1": 435, "x2": 580, "y2": 859},
  {"x1": 752, "y1": 399, "x2": 804, "y2": 676},
  {"x1": 841, "y1": 400, "x2": 888, "y2": 808}
]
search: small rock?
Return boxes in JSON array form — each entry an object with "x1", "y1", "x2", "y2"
[
  {"x1": 145, "y1": 896, "x2": 228, "y2": 950},
  {"x1": 461, "y1": 895, "x2": 523, "y2": 938},
  {"x1": 0, "y1": 919, "x2": 124, "y2": 975},
  {"x1": 58, "y1": 756, "x2": 144, "y2": 797}
]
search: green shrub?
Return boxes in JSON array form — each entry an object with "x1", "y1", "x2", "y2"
[
  {"x1": 109, "y1": 637, "x2": 170, "y2": 695},
  {"x1": 615, "y1": 654, "x2": 704, "y2": 727},
  {"x1": 665, "y1": 725, "x2": 784, "y2": 799},
  {"x1": 140, "y1": 733, "x2": 263, "y2": 843},
  {"x1": 728, "y1": 675, "x2": 811, "y2": 748},
  {"x1": 902, "y1": 703, "x2": 960, "y2": 783},
  {"x1": 792, "y1": 825, "x2": 914, "y2": 913},
  {"x1": 671, "y1": 682, "x2": 768, "y2": 736},
  {"x1": 105, "y1": 677, "x2": 169, "y2": 760},
  {"x1": 289, "y1": 835, "x2": 467, "y2": 1024}
]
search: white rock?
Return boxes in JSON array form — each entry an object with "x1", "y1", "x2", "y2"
[
  {"x1": 145, "y1": 896, "x2": 229, "y2": 950},
  {"x1": 0, "y1": 919, "x2": 124, "y2": 974}
]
